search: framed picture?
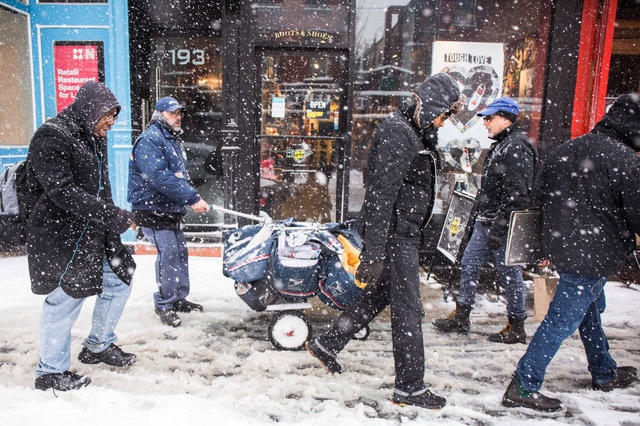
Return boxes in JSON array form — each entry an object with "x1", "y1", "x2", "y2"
[
  {"x1": 505, "y1": 210, "x2": 543, "y2": 266},
  {"x1": 437, "y1": 190, "x2": 476, "y2": 263}
]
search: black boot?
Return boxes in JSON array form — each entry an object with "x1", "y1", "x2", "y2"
[
  {"x1": 392, "y1": 389, "x2": 446, "y2": 409},
  {"x1": 35, "y1": 371, "x2": 91, "y2": 392},
  {"x1": 433, "y1": 302, "x2": 471, "y2": 334},
  {"x1": 174, "y1": 299, "x2": 204, "y2": 313},
  {"x1": 78, "y1": 343, "x2": 137, "y2": 367},
  {"x1": 592, "y1": 366, "x2": 637, "y2": 391},
  {"x1": 502, "y1": 376, "x2": 562, "y2": 412},
  {"x1": 488, "y1": 317, "x2": 526, "y2": 344},
  {"x1": 305, "y1": 338, "x2": 342, "y2": 374}
]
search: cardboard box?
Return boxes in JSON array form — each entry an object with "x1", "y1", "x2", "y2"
[{"x1": 532, "y1": 275, "x2": 559, "y2": 322}]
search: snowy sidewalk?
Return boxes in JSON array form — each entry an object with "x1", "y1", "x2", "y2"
[{"x1": 0, "y1": 254, "x2": 639, "y2": 425}]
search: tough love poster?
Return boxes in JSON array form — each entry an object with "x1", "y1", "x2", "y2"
[{"x1": 432, "y1": 41, "x2": 505, "y2": 151}]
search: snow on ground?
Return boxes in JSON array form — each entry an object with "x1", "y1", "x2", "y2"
[{"x1": 0, "y1": 254, "x2": 639, "y2": 426}]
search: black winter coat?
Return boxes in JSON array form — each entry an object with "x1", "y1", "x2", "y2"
[
  {"x1": 356, "y1": 73, "x2": 461, "y2": 261},
  {"x1": 475, "y1": 123, "x2": 538, "y2": 241},
  {"x1": 22, "y1": 81, "x2": 136, "y2": 298},
  {"x1": 541, "y1": 93, "x2": 640, "y2": 276}
]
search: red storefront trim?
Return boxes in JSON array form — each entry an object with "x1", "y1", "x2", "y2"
[{"x1": 572, "y1": 0, "x2": 618, "y2": 138}]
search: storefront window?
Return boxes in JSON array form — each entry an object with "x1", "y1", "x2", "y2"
[
  {"x1": 351, "y1": 0, "x2": 549, "y2": 231},
  {"x1": 0, "y1": 6, "x2": 34, "y2": 146},
  {"x1": 257, "y1": 49, "x2": 347, "y2": 223}
]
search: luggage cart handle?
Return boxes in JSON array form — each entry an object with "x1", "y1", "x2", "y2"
[{"x1": 210, "y1": 204, "x2": 272, "y2": 224}]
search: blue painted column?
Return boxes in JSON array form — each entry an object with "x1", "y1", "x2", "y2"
[{"x1": 108, "y1": 0, "x2": 136, "y2": 242}]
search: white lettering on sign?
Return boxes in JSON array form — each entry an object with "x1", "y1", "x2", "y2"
[
  {"x1": 443, "y1": 52, "x2": 492, "y2": 65},
  {"x1": 168, "y1": 49, "x2": 206, "y2": 66},
  {"x1": 71, "y1": 48, "x2": 96, "y2": 61},
  {"x1": 308, "y1": 101, "x2": 327, "y2": 109},
  {"x1": 54, "y1": 44, "x2": 100, "y2": 112}
]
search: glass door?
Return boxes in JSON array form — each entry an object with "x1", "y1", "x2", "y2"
[
  {"x1": 257, "y1": 49, "x2": 348, "y2": 223},
  {"x1": 149, "y1": 32, "x2": 224, "y2": 230}
]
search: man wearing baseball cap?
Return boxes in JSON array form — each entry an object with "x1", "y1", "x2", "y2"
[
  {"x1": 433, "y1": 97, "x2": 538, "y2": 345},
  {"x1": 128, "y1": 96, "x2": 210, "y2": 327}
]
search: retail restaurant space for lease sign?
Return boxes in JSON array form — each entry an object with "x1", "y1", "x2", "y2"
[{"x1": 53, "y1": 42, "x2": 104, "y2": 112}]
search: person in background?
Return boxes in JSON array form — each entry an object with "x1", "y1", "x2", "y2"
[
  {"x1": 22, "y1": 81, "x2": 137, "y2": 392},
  {"x1": 433, "y1": 97, "x2": 538, "y2": 344},
  {"x1": 306, "y1": 73, "x2": 465, "y2": 409},
  {"x1": 502, "y1": 93, "x2": 639, "y2": 412},
  {"x1": 128, "y1": 97, "x2": 209, "y2": 327}
]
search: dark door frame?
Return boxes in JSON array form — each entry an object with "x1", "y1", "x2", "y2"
[{"x1": 247, "y1": 45, "x2": 353, "y2": 223}]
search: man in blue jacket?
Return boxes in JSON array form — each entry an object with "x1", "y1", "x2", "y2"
[{"x1": 128, "y1": 97, "x2": 210, "y2": 327}]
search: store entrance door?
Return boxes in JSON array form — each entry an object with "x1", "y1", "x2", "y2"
[{"x1": 257, "y1": 49, "x2": 349, "y2": 223}]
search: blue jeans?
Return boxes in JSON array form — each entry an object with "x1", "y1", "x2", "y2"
[
  {"x1": 515, "y1": 271, "x2": 617, "y2": 391},
  {"x1": 141, "y1": 227, "x2": 190, "y2": 310},
  {"x1": 36, "y1": 259, "x2": 132, "y2": 376},
  {"x1": 457, "y1": 221, "x2": 526, "y2": 319}
]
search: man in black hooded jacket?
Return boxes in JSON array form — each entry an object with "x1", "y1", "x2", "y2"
[
  {"x1": 306, "y1": 73, "x2": 464, "y2": 409},
  {"x1": 502, "y1": 93, "x2": 640, "y2": 412},
  {"x1": 22, "y1": 81, "x2": 137, "y2": 392}
]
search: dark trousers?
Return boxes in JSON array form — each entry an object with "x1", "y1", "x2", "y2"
[
  {"x1": 317, "y1": 240, "x2": 427, "y2": 394},
  {"x1": 141, "y1": 227, "x2": 190, "y2": 310}
]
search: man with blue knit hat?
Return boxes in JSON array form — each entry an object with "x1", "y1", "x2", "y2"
[
  {"x1": 128, "y1": 96, "x2": 210, "y2": 327},
  {"x1": 433, "y1": 97, "x2": 538, "y2": 344}
]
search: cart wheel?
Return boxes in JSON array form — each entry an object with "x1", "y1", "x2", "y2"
[
  {"x1": 268, "y1": 311, "x2": 311, "y2": 351},
  {"x1": 352, "y1": 324, "x2": 370, "y2": 341}
]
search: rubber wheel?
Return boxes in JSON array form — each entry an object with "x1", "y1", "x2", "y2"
[
  {"x1": 268, "y1": 311, "x2": 311, "y2": 351},
  {"x1": 352, "y1": 324, "x2": 370, "y2": 341}
]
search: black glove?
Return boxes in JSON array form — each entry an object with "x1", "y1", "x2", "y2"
[
  {"x1": 487, "y1": 233, "x2": 503, "y2": 250},
  {"x1": 355, "y1": 259, "x2": 385, "y2": 286},
  {"x1": 109, "y1": 209, "x2": 134, "y2": 234}
]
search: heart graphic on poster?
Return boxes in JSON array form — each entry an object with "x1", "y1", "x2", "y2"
[
  {"x1": 446, "y1": 65, "x2": 501, "y2": 133},
  {"x1": 443, "y1": 137, "x2": 482, "y2": 173}
]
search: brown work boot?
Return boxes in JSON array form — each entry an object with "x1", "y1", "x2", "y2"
[
  {"x1": 432, "y1": 302, "x2": 471, "y2": 334},
  {"x1": 488, "y1": 317, "x2": 526, "y2": 344}
]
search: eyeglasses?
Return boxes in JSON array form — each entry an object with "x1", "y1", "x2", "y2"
[
  {"x1": 102, "y1": 112, "x2": 118, "y2": 123},
  {"x1": 483, "y1": 114, "x2": 496, "y2": 122}
]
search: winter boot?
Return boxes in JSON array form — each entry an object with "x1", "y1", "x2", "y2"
[
  {"x1": 502, "y1": 376, "x2": 562, "y2": 412},
  {"x1": 78, "y1": 343, "x2": 137, "y2": 367},
  {"x1": 432, "y1": 302, "x2": 471, "y2": 334},
  {"x1": 35, "y1": 371, "x2": 91, "y2": 392},
  {"x1": 488, "y1": 317, "x2": 526, "y2": 344},
  {"x1": 305, "y1": 338, "x2": 342, "y2": 374},
  {"x1": 155, "y1": 308, "x2": 181, "y2": 327},
  {"x1": 392, "y1": 389, "x2": 446, "y2": 409},
  {"x1": 173, "y1": 299, "x2": 204, "y2": 313},
  {"x1": 592, "y1": 366, "x2": 637, "y2": 391}
]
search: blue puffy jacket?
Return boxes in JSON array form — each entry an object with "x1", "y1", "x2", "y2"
[{"x1": 128, "y1": 121, "x2": 201, "y2": 214}]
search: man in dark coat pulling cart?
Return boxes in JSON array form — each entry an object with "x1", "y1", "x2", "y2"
[{"x1": 306, "y1": 73, "x2": 465, "y2": 409}]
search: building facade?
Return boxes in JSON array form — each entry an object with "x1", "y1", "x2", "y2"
[{"x1": 1, "y1": 0, "x2": 639, "y2": 245}]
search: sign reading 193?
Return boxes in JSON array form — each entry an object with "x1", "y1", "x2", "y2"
[{"x1": 167, "y1": 49, "x2": 206, "y2": 66}]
